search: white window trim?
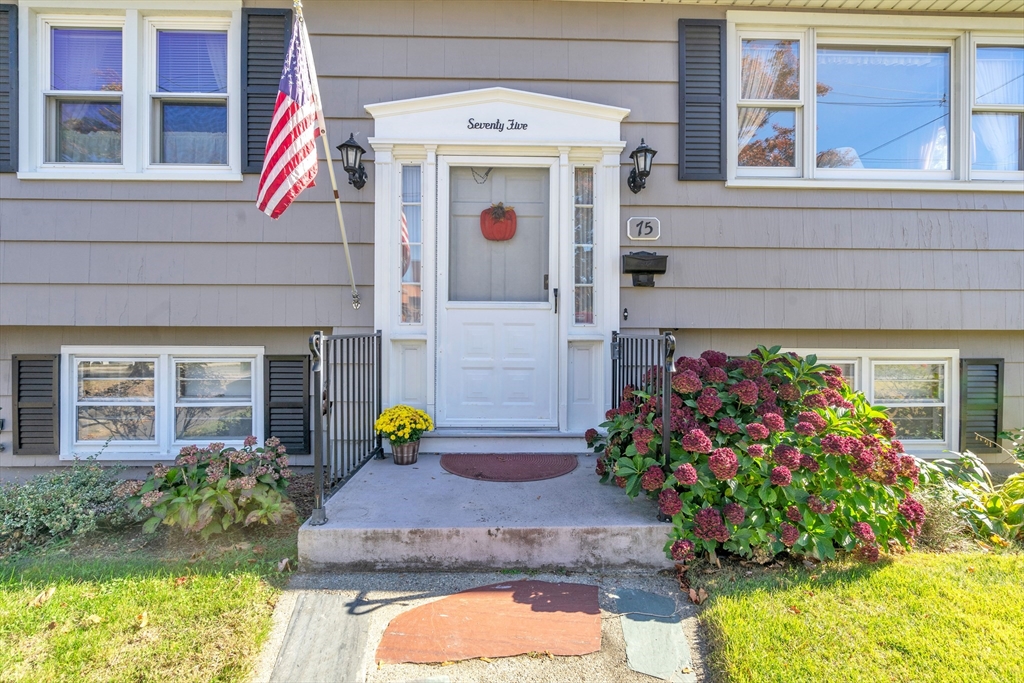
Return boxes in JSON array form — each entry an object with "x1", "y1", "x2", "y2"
[
  {"x1": 18, "y1": 1, "x2": 242, "y2": 181},
  {"x1": 60, "y1": 345, "x2": 264, "y2": 461},
  {"x1": 969, "y1": 34, "x2": 1024, "y2": 181},
  {"x1": 727, "y1": 11, "x2": 1024, "y2": 191},
  {"x1": 571, "y1": 164, "x2": 598, "y2": 326},
  {"x1": 786, "y1": 348, "x2": 959, "y2": 457},
  {"x1": 398, "y1": 162, "x2": 425, "y2": 327}
]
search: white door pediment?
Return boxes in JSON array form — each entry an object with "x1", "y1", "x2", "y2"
[{"x1": 366, "y1": 87, "x2": 630, "y2": 145}]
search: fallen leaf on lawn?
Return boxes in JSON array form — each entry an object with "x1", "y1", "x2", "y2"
[
  {"x1": 83, "y1": 614, "x2": 102, "y2": 625},
  {"x1": 967, "y1": 566, "x2": 976, "y2": 573},
  {"x1": 805, "y1": 591, "x2": 816, "y2": 597},
  {"x1": 82, "y1": 591, "x2": 97, "y2": 599},
  {"x1": 253, "y1": 544, "x2": 267, "y2": 555},
  {"x1": 688, "y1": 588, "x2": 708, "y2": 605},
  {"x1": 29, "y1": 587, "x2": 56, "y2": 608},
  {"x1": 276, "y1": 558, "x2": 292, "y2": 573},
  {"x1": 46, "y1": 621, "x2": 57, "y2": 631},
  {"x1": 787, "y1": 606, "x2": 802, "y2": 615},
  {"x1": 810, "y1": 574, "x2": 820, "y2": 581},
  {"x1": 174, "y1": 576, "x2": 190, "y2": 587},
  {"x1": 233, "y1": 542, "x2": 252, "y2": 551},
  {"x1": 137, "y1": 612, "x2": 149, "y2": 629}
]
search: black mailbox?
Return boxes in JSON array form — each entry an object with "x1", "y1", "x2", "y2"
[{"x1": 622, "y1": 251, "x2": 668, "y2": 287}]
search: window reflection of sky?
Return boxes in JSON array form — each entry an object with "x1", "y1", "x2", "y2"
[{"x1": 816, "y1": 47, "x2": 950, "y2": 170}]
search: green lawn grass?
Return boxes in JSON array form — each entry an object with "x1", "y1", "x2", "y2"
[
  {"x1": 0, "y1": 528, "x2": 297, "y2": 683},
  {"x1": 697, "y1": 551, "x2": 1024, "y2": 683}
]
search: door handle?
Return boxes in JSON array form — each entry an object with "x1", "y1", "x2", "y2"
[{"x1": 553, "y1": 288, "x2": 558, "y2": 314}]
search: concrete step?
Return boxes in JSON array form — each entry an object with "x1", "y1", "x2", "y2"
[
  {"x1": 298, "y1": 454, "x2": 674, "y2": 572},
  {"x1": 415, "y1": 430, "x2": 588, "y2": 454}
]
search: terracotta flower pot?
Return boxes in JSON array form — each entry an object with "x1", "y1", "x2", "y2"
[
  {"x1": 480, "y1": 203, "x2": 516, "y2": 241},
  {"x1": 392, "y1": 440, "x2": 420, "y2": 465}
]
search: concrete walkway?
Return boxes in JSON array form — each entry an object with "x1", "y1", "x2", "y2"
[
  {"x1": 251, "y1": 569, "x2": 707, "y2": 683},
  {"x1": 298, "y1": 454, "x2": 676, "y2": 571}
]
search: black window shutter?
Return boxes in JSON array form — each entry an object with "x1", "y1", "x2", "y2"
[
  {"x1": 241, "y1": 8, "x2": 292, "y2": 174},
  {"x1": 678, "y1": 19, "x2": 726, "y2": 181},
  {"x1": 265, "y1": 355, "x2": 310, "y2": 455},
  {"x1": 959, "y1": 359, "x2": 1004, "y2": 453},
  {"x1": 12, "y1": 355, "x2": 59, "y2": 455},
  {"x1": 0, "y1": 4, "x2": 17, "y2": 173}
]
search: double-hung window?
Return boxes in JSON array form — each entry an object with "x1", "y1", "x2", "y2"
[
  {"x1": 796, "y1": 349, "x2": 958, "y2": 456},
  {"x1": 47, "y1": 24, "x2": 124, "y2": 165},
  {"x1": 729, "y1": 13, "x2": 1024, "y2": 186},
  {"x1": 972, "y1": 42, "x2": 1024, "y2": 177},
  {"x1": 25, "y1": 3, "x2": 240, "y2": 178},
  {"x1": 150, "y1": 24, "x2": 229, "y2": 166},
  {"x1": 62, "y1": 347, "x2": 263, "y2": 460}
]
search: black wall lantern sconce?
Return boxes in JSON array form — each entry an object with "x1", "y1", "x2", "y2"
[
  {"x1": 336, "y1": 133, "x2": 367, "y2": 190},
  {"x1": 627, "y1": 138, "x2": 657, "y2": 194}
]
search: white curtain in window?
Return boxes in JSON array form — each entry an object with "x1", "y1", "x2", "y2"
[
  {"x1": 975, "y1": 53, "x2": 1022, "y2": 170},
  {"x1": 739, "y1": 44, "x2": 794, "y2": 151}
]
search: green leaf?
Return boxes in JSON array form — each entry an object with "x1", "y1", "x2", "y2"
[{"x1": 142, "y1": 517, "x2": 160, "y2": 534}]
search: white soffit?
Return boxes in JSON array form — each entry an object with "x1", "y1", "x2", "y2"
[
  {"x1": 366, "y1": 87, "x2": 630, "y2": 145},
  {"x1": 558, "y1": 0, "x2": 1023, "y2": 13}
]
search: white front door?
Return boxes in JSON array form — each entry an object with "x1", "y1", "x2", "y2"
[{"x1": 436, "y1": 159, "x2": 559, "y2": 427}]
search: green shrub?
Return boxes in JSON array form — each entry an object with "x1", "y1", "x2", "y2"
[
  {"x1": 129, "y1": 436, "x2": 295, "y2": 538},
  {"x1": 925, "y1": 436, "x2": 1024, "y2": 547},
  {"x1": 587, "y1": 346, "x2": 927, "y2": 563},
  {"x1": 0, "y1": 457, "x2": 139, "y2": 553}
]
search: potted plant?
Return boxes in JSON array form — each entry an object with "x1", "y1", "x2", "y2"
[{"x1": 374, "y1": 405, "x2": 434, "y2": 465}]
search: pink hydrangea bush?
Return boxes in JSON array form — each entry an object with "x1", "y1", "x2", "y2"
[
  {"x1": 128, "y1": 436, "x2": 296, "y2": 538},
  {"x1": 590, "y1": 346, "x2": 925, "y2": 563}
]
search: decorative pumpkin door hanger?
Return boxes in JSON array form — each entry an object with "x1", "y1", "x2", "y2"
[{"x1": 480, "y1": 202, "x2": 517, "y2": 241}]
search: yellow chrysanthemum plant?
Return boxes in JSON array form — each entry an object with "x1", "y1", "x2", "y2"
[{"x1": 374, "y1": 404, "x2": 434, "y2": 445}]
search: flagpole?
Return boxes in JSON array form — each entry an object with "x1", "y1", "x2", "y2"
[{"x1": 295, "y1": 0, "x2": 361, "y2": 310}]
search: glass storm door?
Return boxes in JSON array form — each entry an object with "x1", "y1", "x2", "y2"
[{"x1": 436, "y1": 162, "x2": 558, "y2": 427}]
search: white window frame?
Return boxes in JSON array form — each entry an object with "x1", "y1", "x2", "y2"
[
  {"x1": 787, "y1": 348, "x2": 959, "y2": 457},
  {"x1": 969, "y1": 36, "x2": 1024, "y2": 182},
  {"x1": 60, "y1": 345, "x2": 264, "y2": 460},
  {"x1": 727, "y1": 11, "x2": 1023, "y2": 191},
  {"x1": 143, "y1": 15, "x2": 235, "y2": 172},
  {"x1": 40, "y1": 16, "x2": 127, "y2": 169},
  {"x1": 398, "y1": 162, "x2": 425, "y2": 327},
  {"x1": 734, "y1": 30, "x2": 806, "y2": 179},
  {"x1": 18, "y1": 1, "x2": 242, "y2": 181},
  {"x1": 571, "y1": 164, "x2": 598, "y2": 326}
]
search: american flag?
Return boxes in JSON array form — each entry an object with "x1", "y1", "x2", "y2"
[{"x1": 256, "y1": 18, "x2": 320, "y2": 219}]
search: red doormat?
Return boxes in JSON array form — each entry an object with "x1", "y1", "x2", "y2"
[
  {"x1": 376, "y1": 580, "x2": 601, "y2": 664},
  {"x1": 440, "y1": 453, "x2": 578, "y2": 482}
]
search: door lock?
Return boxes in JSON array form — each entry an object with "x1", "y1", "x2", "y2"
[{"x1": 553, "y1": 288, "x2": 558, "y2": 314}]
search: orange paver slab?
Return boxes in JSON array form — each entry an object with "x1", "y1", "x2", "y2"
[{"x1": 375, "y1": 580, "x2": 601, "y2": 664}]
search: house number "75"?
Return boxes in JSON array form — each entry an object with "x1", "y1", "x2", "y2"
[{"x1": 627, "y1": 217, "x2": 660, "y2": 241}]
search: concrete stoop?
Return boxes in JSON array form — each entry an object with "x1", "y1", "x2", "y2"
[{"x1": 298, "y1": 454, "x2": 675, "y2": 571}]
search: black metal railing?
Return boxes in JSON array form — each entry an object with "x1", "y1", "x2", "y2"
[
  {"x1": 610, "y1": 331, "x2": 676, "y2": 459},
  {"x1": 309, "y1": 329, "x2": 383, "y2": 525}
]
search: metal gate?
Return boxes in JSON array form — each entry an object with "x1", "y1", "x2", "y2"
[
  {"x1": 610, "y1": 331, "x2": 676, "y2": 459},
  {"x1": 309, "y1": 330, "x2": 383, "y2": 525}
]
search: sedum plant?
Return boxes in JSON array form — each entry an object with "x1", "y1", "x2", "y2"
[
  {"x1": 128, "y1": 436, "x2": 295, "y2": 538},
  {"x1": 587, "y1": 346, "x2": 927, "y2": 563}
]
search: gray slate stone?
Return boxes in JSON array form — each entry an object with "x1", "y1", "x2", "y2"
[
  {"x1": 612, "y1": 588, "x2": 696, "y2": 683},
  {"x1": 270, "y1": 592, "x2": 369, "y2": 683}
]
